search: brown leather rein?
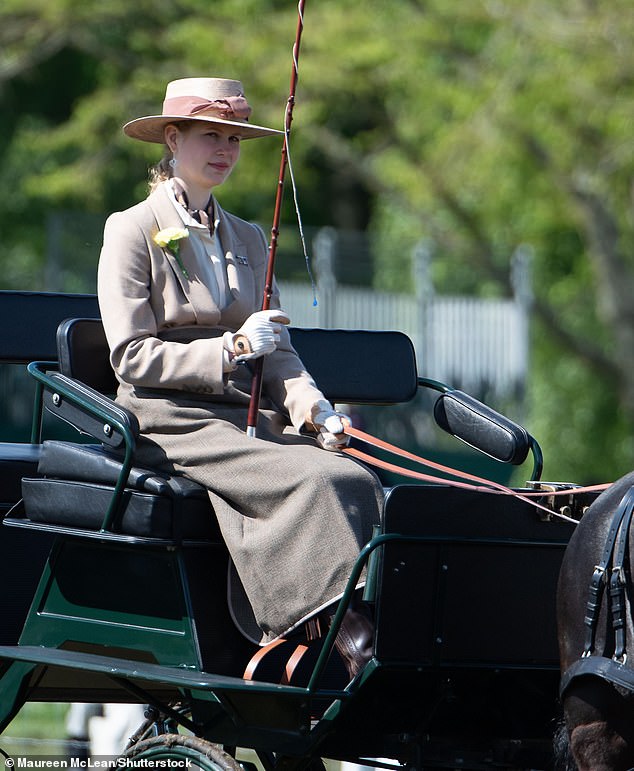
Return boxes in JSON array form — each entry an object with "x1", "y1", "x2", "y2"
[{"x1": 342, "y1": 424, "x2": 610, "y2": 525}]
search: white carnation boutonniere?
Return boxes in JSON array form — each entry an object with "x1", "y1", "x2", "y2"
[{"x1": 154, "y1": 227, "x2": 190, "y2": 279}]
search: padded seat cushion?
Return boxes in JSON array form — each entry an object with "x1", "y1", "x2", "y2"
[
  {"x1": 0, "y1": 443, "x2": 42, "y2": 512},
  {"x1": 37, "y1": 441, "x2": 205, "y2": 497},
  {"x1": 21, "y1": 441, "x2": 219, "y2": 541}
]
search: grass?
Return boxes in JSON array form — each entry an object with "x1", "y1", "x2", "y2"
[{"x1": 0, "y1": 702, "x2": 69, "y2": 756}]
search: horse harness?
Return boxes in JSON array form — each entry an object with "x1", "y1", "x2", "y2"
[{"x1": 560, "y1": 485, "x2": 634, "y2": 697}]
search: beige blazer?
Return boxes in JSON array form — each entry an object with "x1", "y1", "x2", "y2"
[{"x1": 97, "y1": 182, "x2": 324, "y2": 428}]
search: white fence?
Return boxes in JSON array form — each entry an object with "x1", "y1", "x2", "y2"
[{"x1": 279, "y1": 234, "x2": 533, "y2": 401}]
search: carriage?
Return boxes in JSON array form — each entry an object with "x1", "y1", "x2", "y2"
[{"x1": 0, "y1": 290, "x2": 597, "y2": 771}]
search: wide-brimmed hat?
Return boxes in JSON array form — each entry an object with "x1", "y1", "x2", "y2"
[{"x1": 123, "y1": 77, "x2": 282, "y2": 143}]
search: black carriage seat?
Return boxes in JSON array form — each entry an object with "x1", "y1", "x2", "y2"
[
  {"x1": 19, "y1": 318, "x2": 217, "y2": 542},
  {"x1": 22, "y1": 440, "x2": 215, "y2": 540},
  {"x1": 18, "y1": 319, "x2": 421, "y2": 543}
]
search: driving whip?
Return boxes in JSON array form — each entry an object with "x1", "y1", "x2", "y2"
[{"x1": 245, "y1": 0, "x2": 307, "y2": 437}]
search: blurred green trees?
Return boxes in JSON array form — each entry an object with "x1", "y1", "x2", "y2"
[{"x1": 2, "y1": 0, "x2": 634, "y2": 481}]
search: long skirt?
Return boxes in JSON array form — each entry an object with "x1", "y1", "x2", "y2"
[{"x1": 116, "y1": 384, "x2": 384, "y2": 642}]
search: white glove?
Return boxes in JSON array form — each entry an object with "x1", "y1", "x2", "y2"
[
  {"x1": 308, "y1": 399, "x2": 350, "y2": 451},
  {"x1": 223, "y1": 310, "x2": 290, "y2": 368}
]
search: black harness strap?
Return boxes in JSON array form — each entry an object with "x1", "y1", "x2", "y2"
[
  {"x1": 560, "y1": 653, "x2": 634, "y2": 698},
  {"x1": 609, "y1": 502, "x2": 632, "y2": 663},
  {"x1": 561, "y1": 486, "x2": 634, "y2": 698},
  {"x1": 582, "y1": 486, "x2": 634, "y2": 657}
]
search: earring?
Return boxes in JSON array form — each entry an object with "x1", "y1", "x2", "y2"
[{"x1": 169, "y1": 157, "x2": 177, "y2": 169}]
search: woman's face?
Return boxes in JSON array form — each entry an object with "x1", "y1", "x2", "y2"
[{"x1": 165, "y1": 121, "x2": 241, "y2": 198}]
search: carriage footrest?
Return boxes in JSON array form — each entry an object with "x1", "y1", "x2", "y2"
[
  {"x1": 0, "y1": 645, "x2": 308, "y2": 696},
  {"x1": 0, "y1": 645, "x2": 323, "y2": 741}
]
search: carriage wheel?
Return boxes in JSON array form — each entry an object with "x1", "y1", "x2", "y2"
[{"x1": 122, "y1": 733, "x2": 242, "y2": 771}]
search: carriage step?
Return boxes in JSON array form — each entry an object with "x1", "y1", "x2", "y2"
[
  {"x1": 0, "y1": 645, "x2": 311, "y2": 696},
  {"x1": 0, "y1": 645, "x2": 333, "y2": 746}
]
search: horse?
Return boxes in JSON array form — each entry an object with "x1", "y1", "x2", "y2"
[{"x1": 556, "y1": 470, "x2": 634, "y2": 771}]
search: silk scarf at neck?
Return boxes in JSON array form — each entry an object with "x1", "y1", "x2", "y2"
[{"x1": 171, "y1": 179, "x2": 215, "y2": 233}]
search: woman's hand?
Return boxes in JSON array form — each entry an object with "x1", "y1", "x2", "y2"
[
  {"x1": 223, "y1": 310, "x2": 290, "y2": 369},
  {"x1": 306, "y1": 399, "x2": 350, "y2": 451}
]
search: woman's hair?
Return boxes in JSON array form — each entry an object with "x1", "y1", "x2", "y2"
[
  {"x1": 148, "y1": 149, "x2": 172, "y2": 191},
  {"x1": 147, "y1": 121, "x2": 192, "y2": 191}
]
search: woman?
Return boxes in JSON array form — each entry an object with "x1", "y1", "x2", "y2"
[{"x1": 97, "y1": 77, "x2": 383, "y2": 679}]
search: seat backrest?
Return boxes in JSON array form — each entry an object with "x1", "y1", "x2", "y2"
[
  {"x1": 290, "y1": 327, "x2": 418, "y2": 404},
  {"x1": 57, "y1": 318, "x2": 419, "y2": 405},
  {"x1": 0, "y1": 291, "x2": 99, "y2": 364},
  {"x1": 57, "y1": 317, "x2": 116, "y2": 393}
]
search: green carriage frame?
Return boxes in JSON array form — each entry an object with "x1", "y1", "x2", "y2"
[{"x1": 0, "y1": 291, "x2": 586, "y2": 771}]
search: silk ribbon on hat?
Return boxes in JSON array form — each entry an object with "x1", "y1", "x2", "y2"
[{"x1": 162, "y1": 95, "x2": 252, "y2": 122}]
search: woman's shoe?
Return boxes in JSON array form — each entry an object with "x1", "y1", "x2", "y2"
[{"x1": 330, "y1": 603, "x2": 374, "y2": 680}]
